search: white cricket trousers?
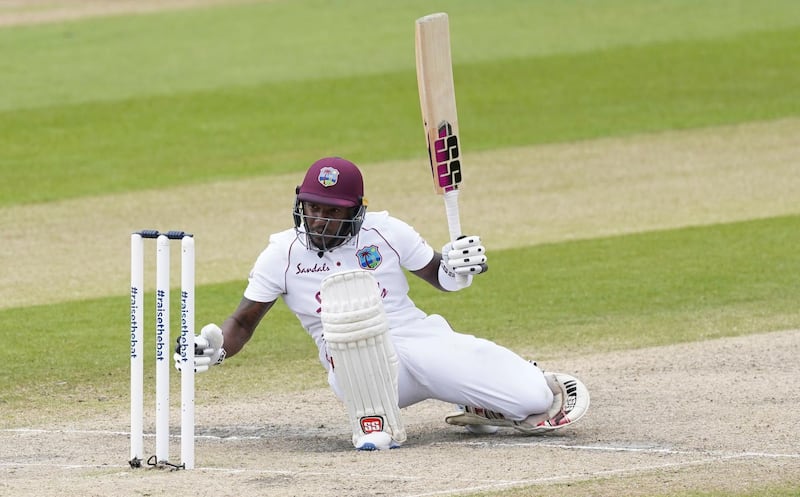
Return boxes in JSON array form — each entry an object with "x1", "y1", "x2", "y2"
[{"x1": 328, "y1": 314, "x2": 553, "y2": 420}]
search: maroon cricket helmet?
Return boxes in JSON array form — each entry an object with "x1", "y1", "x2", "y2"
[{"x1": 296, "y1": 157, "x2": 364, "y2": 208}]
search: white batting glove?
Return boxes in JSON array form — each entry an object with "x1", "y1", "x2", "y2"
[
  {"x1": 173, "y1": 323, "x2": 226, "y2": 373},
  {"x1": 442, "y1": 235, "x2": 488, "y2": 275},
  {"x1": 439, "y1": 235, "x2": 488, "y2": 291}
]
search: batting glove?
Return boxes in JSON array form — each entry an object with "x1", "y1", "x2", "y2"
[
  {"x1": 439, "y1": 235, "x2": 488, "y2": 291},
  {"x1": 443, "y1": 235, "x2": 488, "y2": 274},
  {"x1": 173, "y1": 323, "x2": 226, "y2": 373}
]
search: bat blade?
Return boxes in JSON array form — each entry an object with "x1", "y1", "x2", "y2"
[
  {"x1": 416, "y1": 12, "x2": 465, "y2": 247},
  {"x1": 415, "y1": 12, "x2": 463, "y2": 196}
]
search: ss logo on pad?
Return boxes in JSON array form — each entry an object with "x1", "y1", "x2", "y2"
[{"x1": 360, "y1": 416, "x2": 384, "y2": 433}]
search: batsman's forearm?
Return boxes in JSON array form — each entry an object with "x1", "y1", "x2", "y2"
[
  {"x1": 219, "y1": 297, "x2": 275, "y2": 358},
  {"x1": 219, "y1": 316, "x2": 253, "y2": 358},
  {"x1": 411, "y1": 253, "x2": 450, "y2": 292}
]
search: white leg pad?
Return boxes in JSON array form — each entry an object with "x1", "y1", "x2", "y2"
[{"x1": 321, "y1": 270, "x2": 406, "y2": 447}]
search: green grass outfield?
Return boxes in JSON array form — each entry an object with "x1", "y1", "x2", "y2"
[
  {"x1": 2, "y1": 0, "x2": 800, "y2": 205},
  {"x1": 1, "y1": 1, "x2": 799, "y2": 495}
]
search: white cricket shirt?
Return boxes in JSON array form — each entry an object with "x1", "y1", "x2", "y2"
[{"x1": 244, "y1": 211, "x2": 434, "y2": 366}]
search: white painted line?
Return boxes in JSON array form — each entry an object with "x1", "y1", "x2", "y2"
[
  {"x1": 3, "y1": 427, "x2": 798, "y2": 460},
  {"x1": 0, "y1": 453, "x2": 748, "y2": 495},
  {"x1": 447, "y1": 439, "x2": 800, "y2": 459},
  {"x1": 402, "y1": 455, "x2": 731, "y2": 497},
  {"x1": 1, "y1": 427, "x2": 263, "y2": 441}
]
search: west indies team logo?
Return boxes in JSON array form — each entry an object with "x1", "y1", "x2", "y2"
[
  {"x1": 356, "y1": 245, "x2": 382, "y2": 270},
  {"x1": 318, "y1": 166, "x2": 340, "y2": 187}
]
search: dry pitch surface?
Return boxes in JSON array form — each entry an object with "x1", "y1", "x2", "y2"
[
  {"x1": 2, "y1": 328, "x2": 798, "y2": 497},
  {"x1": 1, "y1": 3, "x2": 800, "y2": 496}
]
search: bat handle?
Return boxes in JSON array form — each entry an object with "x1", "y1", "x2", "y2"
[
  {"x1": 443, "y1": 190, "x2": 461, "y2": 242},
  {"x1": 443, "y1": 190, "x2": 469, "y2": 286}
]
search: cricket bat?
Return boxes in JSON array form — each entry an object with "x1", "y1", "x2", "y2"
[{"x1": 415, "y1": 12, "x2": 467, "y2": 282}]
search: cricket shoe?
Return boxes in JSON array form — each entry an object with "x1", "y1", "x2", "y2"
[
  {"x1": 450, "y1": 406, "x2": 500, "y2": 434},
  {"x1": 354, "y1": 431, "x2": 401, "y2": 451},
  {"x1": 511, "y1": 372, "x2": 590, "y2": 434},
  {"x1": 444, "y1": 405, "x2": 509, "y2": 433},
  {"x1": 444, "y1": 373, "x2": 590, "y2": 435}
]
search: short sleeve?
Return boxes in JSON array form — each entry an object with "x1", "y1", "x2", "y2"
[
  {"x1": 243, "y1": 233, "x2": 290, "y2": 303},
  {"x1": 378, "y1": 215, "x2": 434, "y2": 272}
]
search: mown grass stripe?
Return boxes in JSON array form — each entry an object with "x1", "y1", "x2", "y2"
[
  {"x1": 2, "y1": 26, "x2": 799, "y2": 206},
  {"x1": 3, "y1": 0, "x2": 800, "y2": 111},
  {"x1": 3, "y1": 215, "x2": 798, "y2": 405}
]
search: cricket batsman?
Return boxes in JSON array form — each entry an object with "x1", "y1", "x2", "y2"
[{"x1": 175, "y1": 157, "x2": 589, "y2": 450}]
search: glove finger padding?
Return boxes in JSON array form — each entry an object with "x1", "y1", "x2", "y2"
[
  {"x1": 445, "y1": 245, "x2": 485, "y2": 260},
  {"x1": 443, "y1": 235, "x2": 488, "y2": 275},
  {"x1": 454, "y1": 263, "x2": 487, "y2": 275},
  {"x1": 452, "y1": 235, "x2": 483, "y2": 251},
  {"x1": 446, "y1": 251, "x2": 487, "y2": 267}
]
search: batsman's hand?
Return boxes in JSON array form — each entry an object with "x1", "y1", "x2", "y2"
[
  {"x1": 442, "y1": 235, "x2": 488, "y2": 276},
  {"x1": 173, "y1": 323, "x2": 226, "y2": 373}
]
